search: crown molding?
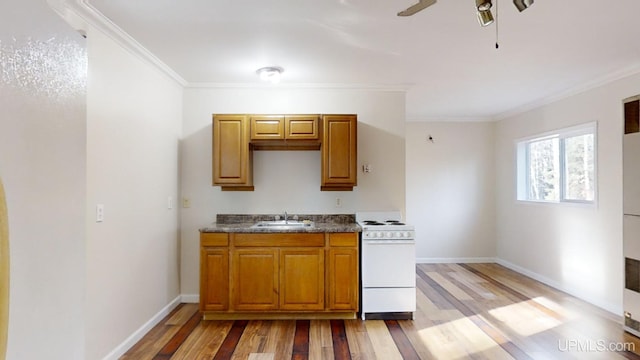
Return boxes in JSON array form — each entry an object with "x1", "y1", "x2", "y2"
[
  {"x1": 48, "y1": 0, "x2": 187, "y2": 86},
  {"x1": 185, "y1": 82, "x2": 411, "y2": 92},
  {"x1": 494, "y1": 64, "x2": 640, "y2": 121},
  {"x1": 405, "y1": 115, "x2": 494, "y2": 122}
]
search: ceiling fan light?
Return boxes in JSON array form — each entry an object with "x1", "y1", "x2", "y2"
[
  {"x1": 513, "y1": 0, "x2": 534, "y2": 12},
  {"x1": 256, "y1": 66, "x2": 284, "y2": 84},
  {"x1": 477, "y1": 9, "x2": 494, "y2": 27},
  {"x1": 475, "y1": 0, "x2": 492, "y2": 11}
]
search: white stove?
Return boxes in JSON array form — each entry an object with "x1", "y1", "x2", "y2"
[{"x1": 357, "y1": 211, "x2": 416, "y2": 320}]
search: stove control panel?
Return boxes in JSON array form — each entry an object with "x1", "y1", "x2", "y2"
[{"x1": 362, "y1": 230, "x2": 415, "y2": 240}]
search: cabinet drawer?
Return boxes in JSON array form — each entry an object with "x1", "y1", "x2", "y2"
[
  {"x1": 286, "y1": 115, "x2": 319, "y2": 140},
  {"x1": 250, "y1": 115, "x2": 284, "y2": 140},
  {"x1": 329, "y1": 233, "x2": 358, "y2": 247},
  {"x1": 201, "y1": 233, "x2": 229, "y2": 247},
  {"x1": 233, "y1": 233, "x2": 324, "y2": 247}
]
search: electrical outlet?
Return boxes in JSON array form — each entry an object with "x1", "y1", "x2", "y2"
[
  {"x1": 335, "y1": 197, "x2": 342, "y2": 208},
  {"x1": 96, "y1": 204, "x2": 104, "y2": 222},
  {"x1": 168, "y1": 196, "x2": 173, "y2": 209},
  {"x1": 183, "y1": 198, "x2": 191, "y2": 208}
]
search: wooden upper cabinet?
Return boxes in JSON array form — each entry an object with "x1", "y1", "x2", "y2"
[
  {"x1": 212, "y1": 114, "x2": 253, "y2": 190},
  {"x1": 250, "y1": 115, "x2": 320, "y2": 148},
  {"x1": 250, "y1": 115, "x2": 285, "y2": 140},
  {"x1": 285, "y1": 115, "x2": 319, "y2": 140},
  {"x1": 212, "y1": 113, "x2": 356, "y2": 190},
  {"x1": 321, "y1": 115, "x2": 357, "y2": 190}
]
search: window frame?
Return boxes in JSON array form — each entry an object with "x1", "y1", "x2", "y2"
[{"x1": 516, "y1": 122, "x2": 597, "y2": 206}]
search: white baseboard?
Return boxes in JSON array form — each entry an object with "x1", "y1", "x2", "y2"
[
  {"x1": 416, "y1": 257, "x2": 496, "y2": 264},
  {"x1": 102, "y1": 295, "x2": 182, "y2": 360},
  {"x1": 416, "y1": 257, "x2": 622, "y2": 319},
  {"x1": 495, "y1": 258, "x2": 622, "y2": 319},
  {"x1": 181, "y1": 294, "x2": 199, "y2": 303}
]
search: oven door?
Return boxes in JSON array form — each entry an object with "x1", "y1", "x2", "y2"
[{"x1": 361, "y1": 239, "x2": 415, "y2": 288}]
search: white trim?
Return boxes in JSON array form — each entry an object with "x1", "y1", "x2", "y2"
[
  {"x1": 405, "y1": 116, "x2": 495, "y2": 123},
  {"x1": 53, "y1": 0, "x2": 187, "y2": 87},
  {"x1": 416, "y1": 257, "x2": 621, "y2": 319},
  {"x1": 495, "y1": 64, "x2": 640, "y2": 121},
  {"x1": 101, "y1": 296, "x2": 181, "y2": 360},
  {"x1": 416, "y1": 257, "x2": 496, "y2": 264},
  {"x1": 515, "y1": 121, "x2": 597, "y2": 205},
  {"x1": 180, "y1": 294, "x2": 200, "y2": 304},
  {"x1": 495, "y1": 258, "x2": 621, "y2": 318},
  {"x1": 185, "y1": 82, "x2": 410, "y2": 91},
  {"x1": 625, "y1": 326, "x2": 640, "y2": 338}
]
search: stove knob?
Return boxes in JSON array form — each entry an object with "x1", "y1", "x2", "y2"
[
  {"x1": 378, "y1": 232, "x2": 384, "y2": 238},
  {"x1": 396, "y1": 232, "x2": 403, "y2": 238},
  {"x1": 386, "y1": 232, "x2": 393, "y2": 238}
]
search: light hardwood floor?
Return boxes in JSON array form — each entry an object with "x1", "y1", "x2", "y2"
[{"x1": 121, "y1": 263, "x2": 640, "y2": 359}]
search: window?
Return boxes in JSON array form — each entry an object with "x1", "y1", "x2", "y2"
[{"x1": 517, "y1": 122, "x2": 596, "y2": 204}]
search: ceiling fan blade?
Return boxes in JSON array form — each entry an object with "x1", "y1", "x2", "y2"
[{"x1": 397, "y1": 0, "x2": 437, "y2": 16}]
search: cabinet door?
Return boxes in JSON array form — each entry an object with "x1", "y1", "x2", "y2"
[
  {"x1": 200, "y1": 248, "x2": 229, "y2": 311},
  {"x1": 231, "y1": 249, "x2": 278, "y2": 311},
  {"x1": 280, "y1": 248, "x2": 325, "y2": 310},
  {"x1": 328, "y1": 233, "x2": 358, "y2": 311},
  {"x1": 250, "y1": 115, "x2": 284, "y2": 140},
  {"x1": 212, "y1": 114, "x2": 253, "y2": 189},
  {"x1": 321, "y1": 115, "x2": 357, "y2": 190},
  {"x1": 285, "y1": 115, "x2": 319, "y2": 140}
]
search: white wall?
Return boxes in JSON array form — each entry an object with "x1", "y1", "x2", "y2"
[
  {"x1": 495, "y1": 73, "x2": 640, "y2": 314},
  {"x1": 180, "y1": 88, "x2": 406, "y2": 296},
  {"x1": 406, "y1": 122, "x2": 496, "y2": 262},
  {"x1": 0, "y1": 1, "x2": 87, "y2": 358},
  {"x1": 85, "y1": 27, "x2": 183, "y2": 359}
]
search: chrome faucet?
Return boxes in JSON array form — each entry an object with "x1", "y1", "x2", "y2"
[{"x1": 284, "y1": 211, "x2": 288, "y2": 223}]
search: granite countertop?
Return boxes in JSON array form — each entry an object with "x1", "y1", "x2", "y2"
[{"x1": 199, "y1": 214, "x2": 362, "y2": 233}]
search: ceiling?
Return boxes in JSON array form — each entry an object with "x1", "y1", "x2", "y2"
[{"x1": 81, "y1": 0, "x2": 640, "y2": 120}]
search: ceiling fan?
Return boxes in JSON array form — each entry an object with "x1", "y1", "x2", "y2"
[
  {"x1": 397, "y1": 0, "x2": 534, "y2": 26},
  {"x1": 397, "y1": 0, "x2": 437, "y2": 16}
]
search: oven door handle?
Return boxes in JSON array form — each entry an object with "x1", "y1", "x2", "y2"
[{"x1": 364, "y1": 240, "x2": 415, "y2": 245}]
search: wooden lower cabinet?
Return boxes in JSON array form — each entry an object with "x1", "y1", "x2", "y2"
[
  {"x1": 327, "y1": 233, "x2": 359, "y2": 310},
  {"x1": 280, "y1": 248, "x2": 324, "y2": 310},
  {"x1": 200, "y1": 233, "x2": 230, "y2": 312},
  {"x1": 328, "y1": 248, "x2": 358, "y2": 310},
  {"x1": 231, "y1": 249, "x2": 279, "y2": 311},
  {"x1": 200, "y1": 232, "x2": 358, "y2": 319}
]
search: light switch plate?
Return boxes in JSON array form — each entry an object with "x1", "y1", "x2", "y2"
[{"x1": 96, "y1": 204, "x2": 104, "y2": 222}]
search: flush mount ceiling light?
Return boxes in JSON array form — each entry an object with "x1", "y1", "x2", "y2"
[
  {"x1": 256, "y1": 66, "x2": 284, "y2": 84},
  {"x1": 513, "y1": 0, "x2": 534, "y2": 12}
]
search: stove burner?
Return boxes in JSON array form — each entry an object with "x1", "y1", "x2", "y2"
[
  {"x1": 385, "y1": 220, "x2": 405, "y2": 225},
  {"x1": 362, "y1": 220, "x2": 407, "y2": 226},
  {"x1": 363, "y1": 220, "x2": 385, "y2": 225}
]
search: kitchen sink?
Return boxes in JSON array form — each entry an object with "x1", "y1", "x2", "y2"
[{"x1": 250, "y1": 220, "x2": 314, "y2": 229}]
